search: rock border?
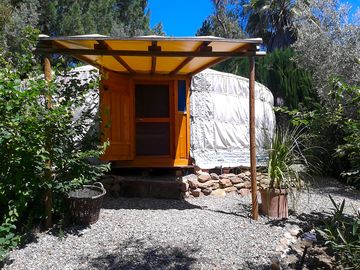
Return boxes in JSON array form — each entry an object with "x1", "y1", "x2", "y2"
[{"x1": 182, "y1": 170, "x2": 270, "y2": 198}]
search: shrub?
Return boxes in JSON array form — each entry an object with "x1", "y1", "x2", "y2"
[
  {"x1": 0, "y1": 41, "x2": 109, "y2": 260},
  {"x1": 318, "y1": 196, "x2": 360, "y2": 269},
  {"x1": 282, "y1": 78, "x2": 360, "y2": 188}
]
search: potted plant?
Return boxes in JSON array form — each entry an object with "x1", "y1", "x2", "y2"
[{"x1": 260, "y1": 126, "x2": 309, "y2": 219}]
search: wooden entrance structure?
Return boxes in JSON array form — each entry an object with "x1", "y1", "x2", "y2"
[{"x1": 37, "y1": 35, "x2": 264, "y2": 220}]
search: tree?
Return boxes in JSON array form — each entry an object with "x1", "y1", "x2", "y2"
[
  {"x1": 289, "y1": 0, "x2": 360, "y2": 184},
  {"x1": 150, "y1": 22, "x2": 165, "y2": 36},
  {"x1": 241, "y1": 0, "x2": 298, "y2": 51},
  {"x1": 114, "y1": 0, "x2": 150, "y2": 36},
  {"x1": 197, "y1": 0, "x2": 244, "y2": 38},
  {"x1": 213, "y1": 48, "x2": 315, "y2": 109},
  {"x1": 292, "y1": 0, "x2": 360, "y2": 99},
  {"x1": 1, "y1": 0, "x2": 153, "y2": 40}
]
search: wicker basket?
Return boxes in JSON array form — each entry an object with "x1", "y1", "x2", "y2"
[{"x1": 67, "y1": 182, "x2": 106, "y2": 225}]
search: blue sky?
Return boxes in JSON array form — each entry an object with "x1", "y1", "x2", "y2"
[
  {"x1": 148, "y1": 0, "x2": 360, "y2": 36},
  {"x1": 148, "y1": 0, "x2": 214, "y2": 36}
]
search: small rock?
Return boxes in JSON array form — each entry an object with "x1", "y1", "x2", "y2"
[
  {"x1": 238, "y1": 173, "x2": 246, "y2": 178},
  {"x1": 224, "y1": 186, "x2": 237, "y2": 193},
  {"x1": 182, "y1": 174, "x2": 198, "y2": 182},
  {"x1": 256, "y1": 176, "x2": 262, "y2": 181},
  {"x1": 244, "y1": 181, "x2": 252, "y2": 188},
  {"x1": 243, "y1": 176, "x2": 250, "y2": 181},
  {"x1": 190, "y1": 188, "x2": 201, "y2": 197},
  {"x1": 198, "y1": 180, "x2": 214, "y2": 189},
  {"x1": 202, "y1": 188, "x2": 212, "y2": 196},
  {"x1": 234, "y1": 183, "x2": 246, "y2": 189},
  {"x1": 180, "y1": 182, "x2": 189, "y2": 192},
  {"x1": 260, "y1": 178, "x2": 270, "y2": 185},
  {"x1": 238, "y1": 188, "x2": 250, "y2": 197},
  {"x1": 182, "y1": 191, "x2": 190, "y2": 198},
  {"x1": 220, "y1": 173, "x2": 236, "y2": 179},
  {"x1": 194, "y1": 167, "x2": 209, "y2": 175},
  {"x1": 287, "y1": 226, "x2": 301, "y2": 237},
  {"x1": 210, "y1": 173, "x2": 219, "y2": 180},
  {"x1": 198, "y1": 173, "x2": 211, "y2": 183},
  {"x1": 188, "y1": 178, "x2": 199, "y2": 189},
  {"x1": 229, "y1": 176, "x2": 243, "y2": 184},
  {"x1": 219, "y1": 178, "x2": 232, "y2": 188},
  {"x1": 245, "y1": 171, "x2": 251, "y2": 176},
  {"x1": 212, "y1": 183, "x2": 220, "y2": 190},
  {"x1": 212, "y1": 189, "x2": 226, "y2": 197}
]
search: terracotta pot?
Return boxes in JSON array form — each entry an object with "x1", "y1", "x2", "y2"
[{"x1": 260, "y1": 189, "x2": 288, "y2": 219}]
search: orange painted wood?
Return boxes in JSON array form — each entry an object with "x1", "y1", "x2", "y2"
[
  {"x1": 100, "y1": 73, "x2": 191, "y2": 167},
  {"x1": 100, "y1": 72, "x2": 134, "y2": 160},
  {"x1": 174, "y1": 79, "x2": 190, "y2": 161}
]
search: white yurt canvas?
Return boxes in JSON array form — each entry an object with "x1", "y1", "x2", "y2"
[{"x1": 190, "y1": 69, "x2": 275, "y2": 169}]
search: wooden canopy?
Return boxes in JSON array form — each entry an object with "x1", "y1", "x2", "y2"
[
  {"x1": 36, "y1": 35, "x2": 264, "y2": 76},
  {"x1": 38, "y1": 34, "x2": 264, "y2": 221}
]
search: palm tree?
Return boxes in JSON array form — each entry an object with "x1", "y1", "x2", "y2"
[{"x1": 242, "y1": 0, "x2": 298, "y2": 51}]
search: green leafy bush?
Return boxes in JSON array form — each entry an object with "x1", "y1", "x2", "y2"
[
  {"x1": 282, "y1": 78, "x2": 360, "y2": 188},
  {"x1": 0, "y1": 32, "x2": 109, "y2": 261},
  {"x1": 318, "y1": 196, "x2": 360, "y2": 269}
]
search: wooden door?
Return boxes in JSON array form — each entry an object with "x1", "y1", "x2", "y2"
[
  {"x1": 100, "y1": 73, "x2": 134, "y2": 160},
  {"x1": 135, "y1": 83, "x2": 172, "y2": 157}
]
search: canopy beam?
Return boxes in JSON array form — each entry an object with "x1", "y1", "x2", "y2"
[
  {"x1": 36, "y1": 47, "x2": 265, "y2": 58},
  {"x1": 97, "y1": 40, "x2": 136, "y2": 74},
  {"x1": 149, "y1": 41, "x2": 160, "y2": 75},
  {"x1": 169, "y1": 41, "x2": 211, "y2": 76}
]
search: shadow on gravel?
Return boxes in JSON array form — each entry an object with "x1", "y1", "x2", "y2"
[
  {"x1": 243, "y1": 261, "x2": 272, "y2": 270},
  {"x1": 102, "y1": 197, "x2": 202, "y2": 211},
  {"x1": 265, "y1": 211, "x2": 329, "y2": 231},
  {"x1": 47, "y1": 224, "x2": 90, "y2": 238},
  {"x1": 203, "y1": 202, "x2": 253, "y2": 219},
  {"x1": 310, "y1": 177, "x2": 360, "y2": 201},
  {"x1": 82, "y1": 238, "x2": 199, "y2": 270}
]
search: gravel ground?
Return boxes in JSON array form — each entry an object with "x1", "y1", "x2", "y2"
[{"x1": 4, "y1": 177, "x2": 360, "y2": 270}]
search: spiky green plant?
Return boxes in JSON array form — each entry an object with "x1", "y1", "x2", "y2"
[{"x1": 267, "y1": 126, "x2": 308, "y2": 190}]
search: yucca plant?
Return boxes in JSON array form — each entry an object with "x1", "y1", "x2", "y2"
[
  {"x1": 267, "y1": 126, "x2": 305, "y2": 190},
  {"x1": 261, "y1": 126, "x2": 314, "y2": 218}
]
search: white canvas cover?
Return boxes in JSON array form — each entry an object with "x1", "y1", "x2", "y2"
[{"x1": 190, "y1": 69, "x2": 275, "y2": 169}]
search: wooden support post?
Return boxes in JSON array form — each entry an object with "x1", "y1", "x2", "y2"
[
  {"x1": 44, "y1": 56, "x2": 53, "y2": 229},
  {"x1": 249, "y1": 55, "x2": 258, "y2": 220}
]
